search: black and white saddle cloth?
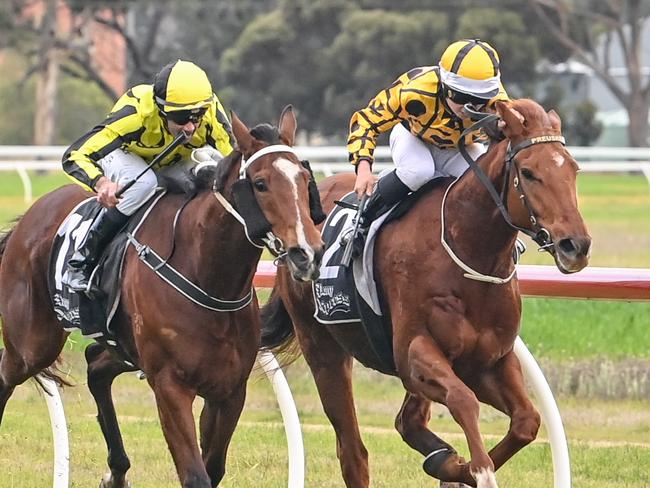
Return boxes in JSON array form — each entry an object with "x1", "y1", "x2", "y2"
[
  {"x1": 312, "y1": 190, "x2": 410, "y2": 373},
  {"x1": 313, "y1": 179, "x2": 446, "y2": 373},
  {"x1": 48, "y1": 191, "x2": 166, "y2": 343}
]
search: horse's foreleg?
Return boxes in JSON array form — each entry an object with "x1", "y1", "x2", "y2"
[
  {"x1": 295, "y1": 321, "x2": 369, "y2": 488},
  {"x1": 394, "y1": 392, "x2": 468, "y2": 476},
  {"x1": 472, "y1": 350, "x2": 541, "y2": 471},
  {"x1": 405, "y1": 335, "x2": 495, "y2": 488},
  {"x1": 199, "y1": 384, "x2": 247, "y2": 486},
  {"x1": 86, "y1": 343, "x2": 137, "y2": 488},
  {"x1": 149, "y1": 369, "x2": 211, "y2": 487}
]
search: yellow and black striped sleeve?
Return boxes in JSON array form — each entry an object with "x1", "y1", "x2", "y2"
[
  {"x1": 347, "y1": 76, "x2": 405, "y2": 166},
  {"x1": 206, "y1": 96, "x2": 235, "y2": 157},
  {"x1": 62, "y1": 101, "x2": 144, "y2": 190}
]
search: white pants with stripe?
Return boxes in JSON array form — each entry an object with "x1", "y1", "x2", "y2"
[
  {"x1": 389, "y1": 123, "x2": 487, "y2": 191},
  {"x1": 98, "y1": 147, "x2": 220, "y2": 215}
]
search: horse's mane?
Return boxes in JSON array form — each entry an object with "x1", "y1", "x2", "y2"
[
  {"x1": 508, "y1": 98, "x2": 554, "y2": 131},
  {"x1": 202, "y1": 123, "x2": 282, "y2": 193}
]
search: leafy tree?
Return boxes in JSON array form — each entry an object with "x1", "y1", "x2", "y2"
[
  {"x1": 322, "y1": 9, "x2": 448, "y2": 138},
  {"x1": 528, "y1": 0, "x2": 650, "y2": 146}
]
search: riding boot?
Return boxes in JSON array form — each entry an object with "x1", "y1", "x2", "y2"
[
  {"x1": 63, "y1": 207, "x2": 129, "y2": 293},
  {"x1": 351, "y1": 170, "x2": 411, "y2": 257}
]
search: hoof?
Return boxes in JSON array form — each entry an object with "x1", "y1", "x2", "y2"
[{"x1": 99, "y1": 473, "x2": 131, "y2": 488}]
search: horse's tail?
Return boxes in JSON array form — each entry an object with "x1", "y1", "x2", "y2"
[
  {"x1": 0, "y1": 225, "x2": 15, "y2": 270},
  {"x1": 35, "y1": 360, "x2": 74, "y2": 390},
  {"x1": 260, "y1": 286, "x2": 297, "y2": 355}
]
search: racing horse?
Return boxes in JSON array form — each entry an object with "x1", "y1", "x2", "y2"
[
  {"x1": 260, "y1": 99, "x2": 591, "y2": 487},
  {"x1": 0, "y1": 106, "x2": 324, "y2": 487}
]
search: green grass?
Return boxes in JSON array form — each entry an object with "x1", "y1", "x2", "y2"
[{"x1": 1, "y1": 353, "x2": 649, "y2": 487}]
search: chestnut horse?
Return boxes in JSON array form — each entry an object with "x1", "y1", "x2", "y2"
[
  {"x1": 0, "y1": 106, "x2": 324, "y2": 487},
  {"x1": 260, "y1": 99, "x2": 591, "y2": 487}
]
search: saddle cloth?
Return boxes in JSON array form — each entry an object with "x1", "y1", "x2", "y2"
[{"x1": 48, "y1": 191, "x2": 166, "y2": 342}]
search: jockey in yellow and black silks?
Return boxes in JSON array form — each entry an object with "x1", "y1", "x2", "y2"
[
  {"x1": 61, "y1": 60, "x2": 234, "y2": 293},
  {"x1": 346, "y1": 39, "x2": 509, "y2": 254}
]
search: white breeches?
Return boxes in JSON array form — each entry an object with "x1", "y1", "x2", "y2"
[
  {"x1": 98, "y1": 146, "x2": 220, "y2": 215},
  {"x1": 389, "y1": 123, "x2": 487, "y2": 191}
]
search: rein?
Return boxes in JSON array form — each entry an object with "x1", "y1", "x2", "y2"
[{"x1": 442, "y1": 114, "x2": 565, "y2": 283}]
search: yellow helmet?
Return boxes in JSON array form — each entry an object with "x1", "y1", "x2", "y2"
[
  {"x1": 153, "y1": 60, "x2": 215, "y2": 113},
  {"x1": 439, "y1": 39, "x2": 501, "y2": 99}
]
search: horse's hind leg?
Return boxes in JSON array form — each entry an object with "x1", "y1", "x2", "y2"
[
  {"x1": 199, "y1": 383, "x2": 247, "y2": 486},
  {"x1": 294, "y1": 319, "x2": 369, "y2": 488},
  {"x1": 86, "y1": 343, "x2": 137, "y2": 488},
  {"x1": 0, "y1": 313, "x2": 67, "y2": 424},
  {"x1": 471, "y1": 350, "x2": 540, "y2": 471},
  {"x1": 395, "y1": 393, "x2": 471, "y2": 481}
]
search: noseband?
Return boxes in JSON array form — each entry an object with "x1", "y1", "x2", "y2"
[{"x1": 458, "y1": 114, "x2": 565, "y2": 249}]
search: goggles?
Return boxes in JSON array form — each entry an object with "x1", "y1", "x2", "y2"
[
  {"x1": 445, "y1": 87, "x2": 489, "y2": 109},
  {"x1": 162, "y1": 106, "x2": 208, "y2": 125}
]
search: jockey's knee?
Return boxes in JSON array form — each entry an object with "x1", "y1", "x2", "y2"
[
  {"x1": 117, "y1": 170, "x2": 157, "y2": 216},
  {"x1": 395, "y1": 165, "x2": 435, "y2": 191}
]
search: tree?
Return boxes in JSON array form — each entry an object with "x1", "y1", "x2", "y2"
[{"x1": 529, "y1": 0, "x2": 650, "y2": 146}]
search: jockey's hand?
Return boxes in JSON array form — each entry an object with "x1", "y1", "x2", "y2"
[
  {"x1": 94, "y1": 176, "x2": 120, "y2": 208},
  {"x1": 354, "y1": 159, "x2": 375, "y2": 198}
]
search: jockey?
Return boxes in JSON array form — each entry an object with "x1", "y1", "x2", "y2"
[
  {"x1": 61, "y1": 59, "x2": 234, "y2": 293},
  {"x1": 347, "y1": 39, "x2": 509, "y2": 253}
]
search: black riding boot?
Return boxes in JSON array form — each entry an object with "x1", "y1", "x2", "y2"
[
  {"x1": 351, "y1": 170, "x2": 411, "y2": 256},
  {"x1": 63, "y1": 207, "x2": 129, "y2": 293}
]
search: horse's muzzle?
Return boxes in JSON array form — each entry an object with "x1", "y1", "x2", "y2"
[
  {"x1": 286, "y1": 245, "x2": 323, "y2": 282},
  {"x1": 554, "y1": 235, "x2": 592, "y2": 273}
]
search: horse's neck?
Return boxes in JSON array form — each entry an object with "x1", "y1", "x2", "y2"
[
  {"x1": 444, "y1": 142, "x2": 518, "y2": 267},
  {"x1": 178, "y1": 191, "x2": 263, "y2": 299}
]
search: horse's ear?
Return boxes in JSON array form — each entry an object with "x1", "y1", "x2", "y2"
[
  {"x1": 548, "y1": 109, "x2": 562, "y2": 131},
  {"x1": 278, "y1": 105, "x2": 297, "y2": 146},
  {"x1": 496, "y1": 101, "x2": 525, "y2": 138},
  {"x1": 231, "y1": 110, "x2": 253, "y2": 154}
]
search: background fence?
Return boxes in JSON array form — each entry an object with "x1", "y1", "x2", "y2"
[{"x1": 1, "y1": 145, "x2": 650, "y2": 203}]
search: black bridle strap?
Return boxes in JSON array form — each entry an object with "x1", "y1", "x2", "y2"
[{"x1": 457, "y1": 117, "x2": 565, "y2": 246}]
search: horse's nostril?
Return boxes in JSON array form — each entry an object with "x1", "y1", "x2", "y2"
[
  {"x1": 558, "y1": 238, "x2": 576, "y2": 254},
  {"x1": 287, "y1": 247, "x2": 309, "y2": 267}
]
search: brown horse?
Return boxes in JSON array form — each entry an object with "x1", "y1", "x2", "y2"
[
  {"x1": 0, "y1": 106, "x2": 324, "y2": 487},
  {"x1": 260, "y1": 99, "x2": 591, "y2": 487}
]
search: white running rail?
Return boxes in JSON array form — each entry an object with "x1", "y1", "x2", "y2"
[{"x1": 1, "y1": 145, "x2": 650, "y2": 203}]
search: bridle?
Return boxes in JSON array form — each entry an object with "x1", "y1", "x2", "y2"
[
  {"x1": 441, "y1": 112, "x2": 565, "y2": 284},
  {"x1": 211, "y1": 144, "x2": 300, "y2": 260},
  {"x1": 458, "y1": 114, "x2": 565, "y2": 249}
]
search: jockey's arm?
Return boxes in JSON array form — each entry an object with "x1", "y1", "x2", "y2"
[
  {"x1": 206, "y1": 97, "x2": 235, "y2": 157},
  {"x1": 347, "y1": 79, "x2": 404, "y2": 170}
]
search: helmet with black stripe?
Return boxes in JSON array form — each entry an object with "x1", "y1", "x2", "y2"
[
  {"x1": 439, "y1": 39, "x2": 501, "y2": 105},
  {"x1": 153, "y1": 60, "x2": 214, "y2": 123}
]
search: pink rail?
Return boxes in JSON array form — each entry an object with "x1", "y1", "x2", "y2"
[{"x1": 253, "y1": 262, "x2": 650, "y2": 301}]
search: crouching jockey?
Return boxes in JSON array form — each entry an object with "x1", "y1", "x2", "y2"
[
  {"x1": 345, "y1": 39, "x2": 510, "y2": 255},
  {"x1": 61, "y1": 60, "x2": 234, "y2": 293}
]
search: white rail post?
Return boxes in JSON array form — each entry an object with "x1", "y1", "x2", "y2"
[
  {"x1": 258, "y1": 351, "x2": 305, "y2": 488},
  {"x1": 514, "y1": 337, "x2": 571, "y2": 488},
  {"x1": 39, "y1": 375, "x2": 69, "y2": 488}
]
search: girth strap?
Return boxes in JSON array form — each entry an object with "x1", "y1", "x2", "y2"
[{"x1": 126, "y1": 234, "x2": 253, "y2": 312}]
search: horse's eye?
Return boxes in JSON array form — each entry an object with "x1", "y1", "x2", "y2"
[
  {"x1": 521, "y1": 168, "x2": 535, "y2": 180},
  {"x1": 253, "y1": 179, "x2": 268, "y2": 192}
]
